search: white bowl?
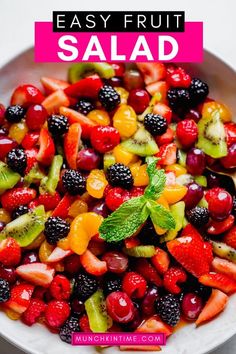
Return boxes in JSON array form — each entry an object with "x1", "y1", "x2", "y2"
[{"x1": 0, "y1": 48, "x2": 236, "y2": 354}]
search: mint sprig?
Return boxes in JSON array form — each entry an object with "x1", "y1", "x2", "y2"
[{"x1": 99, "y1": 157, "x2": 176, "y2": 242}]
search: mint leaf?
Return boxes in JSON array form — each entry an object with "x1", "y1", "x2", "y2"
[
  {"x1": 99, "y1": 196, "x2": 149, "y2": 242},
  {"x1": 147, "y1": 200, "x2": 176, "y2": 230},
  {"x1": 145, "y1": 157, "x2": 166, "y2": 200}
]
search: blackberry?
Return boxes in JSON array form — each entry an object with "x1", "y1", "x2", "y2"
[
  {"x1": 189, "y1": 78, "x2": 209, "y2": 107},
  {"x1": 74, "y1": 99, "x2": 94, "y2": 115},
  {"x1": 0, "y1": 278, "x2": 10, "y2": 303},
  {"x1": 5, "y1": 105, "x2": 25, "y2": 123},
  {"x1": 156, "y1": 294, "x2": 181, "y2": 326},
  {"x1": 186, "y1": 206, "x2": 210, "y2": 228},
  {"x1": 103, "y1": 274, "x2": 122, "y2": 296},
  {"x1": 62, "y1": 169, "x2": 86, "y2": 196},
  {"x1": 144, "y1": 114, "x2": 168, "y2": 136},
  {"x1": 6, "y1": 148, "x2": 27, "y2": 175},
  {"x1": 44, "y1": 216, "x2": 70, "y2": 245},
  {"x1": 98, "y1": 85, "x2": 121, "y2": 111},
  {"x1": 48, "y1": 115, "x2": 69, "y2": 136},
  {"x1": 12, "y1": 205, "x2": 29, "y2": 219},
  {"x1": 138, "y1": 219, "x2": 160, "y2": 246},
  {"x1": 59, "y1": 315, "x2": 80, "y2": 343},
  {"x1": 74, "y1": 272, "x2": 98, "y2": 301},
  {"x1": 167, "y1": 88, "x2": 190, "y2": 113},
  {"x1": 107, "y1": 163, "x2": 133, "y2": 189}
]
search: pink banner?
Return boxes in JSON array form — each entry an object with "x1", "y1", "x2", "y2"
[{"x1": 34, "y1": 22, "x2": 203, "y2": 63}]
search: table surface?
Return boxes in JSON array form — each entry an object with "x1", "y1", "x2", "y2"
[{"x1": 0, "y1": 0, "x2": 235, "y2": 353}]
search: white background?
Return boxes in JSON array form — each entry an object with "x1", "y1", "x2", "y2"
[{"x1": 0, "y1": 0, "x2": 235, "y2": 353}]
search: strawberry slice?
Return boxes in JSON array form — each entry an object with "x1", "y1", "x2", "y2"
[
  {"x1": 47, "y1": 247, "x2": 73, "y2": 263},
  {"x1": 153, "y1": 103, "x2": 172, "y2": 125},
  {"x1": 64, "y1": 74, "x2": 103, "y2": 99},
  {"x1": 38, "y1": 192, "x2": 61, "y2": 211},
  {"x1": 212, "y1": 257, "x2": 236, "y2": 281},
  {"x1": 41, "y1": 76, "x2": 70, "y2": 93},
  {"x1": 64, "y1": 123, "x2": 82, "y2": 169},
  {"x1": 10, "y1": 84, "x2": 44, "y2": 108},
  {"x1": 135, "y1": 258, "x2": 163, "y2": 287},
  {"x1": 4, "y1": 283, "x2": 35, "y2": 314},
  {"x1": 51, "y1": 194, "x2": 75, "y2": 219},
  {"x1": 16, "y1": 263, "x2": 55, "y2": 288},
  {"x1": 146, "y1": 81, "x2": 168, "y2": 101},
  {"x1": 156, "y1": 143, "x2": 177, "y2": 166},
  {"x1": 21, "y1": 131, "x2": 40, "y2": 149},
  {"x1": 60, "y1": 106, "x2": 96, "y2": 139},
  {"x1": 0, "y1": 238, "x2": 21, "y2": 267},
  {"x1": 155, "y1": 128, "x2": 174, "y2": 146},
  {"x1": 80, "y1": 249, "x2": 108, "y2": 276},
  {"x1": 223, "y1": 225, "x2": 236, "y2": 249},
  {"x1": 203, "y1": 242, "x2": 213, "y2": 265},
  {"x1": 1, "y1": 187, "x2": 36, "y2": 211},
  {"x1": 167, "y1": 233, "x2": 211, "y2": 278},
  {"x1": 195, "y1": 289, "x2": 228, "y2": 326},
  {"x1": 136, "y1": 63, "x2": 166, "y2": 85},
  {"x1": 124, "y1": 238, "x2": 140, "y2": 249},
  {"x1": 207, "y1": 215, "x2": 235, "y2": 235},
  {"x1": 199, "y1": 272, "x2": 236, "y2": 294},
  {"x1": 224, "y1": 122, "x2": 236, "y2": 146},
  {"x1": 136, "y1": 315, "x2": 172, "y2": 336},
  {"x1": 151, "y1": 247, "x2": 170, "y2": 275},
  {"x1": 42, "y1": 90, "x2": 70, "y2": 115},
  {"x1": 37, "y1": 128, "x2": 55, "y2": 166},
  {"x1": 181, "y1": 223, "x2": 203, "y2": 240},
  {"x1": 25, "y1": 148, "x2": 38, "y2": 174}
]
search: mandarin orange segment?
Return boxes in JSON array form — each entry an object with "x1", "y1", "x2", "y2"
[
  {"x1": 202, "y1": 101, "x2": 232, "y2": 123},
  {"x1": 9, "y1": 121, "x2": 28, "y2": 144},
  {"x1": 165, "y1": 164, "x2": 187, "y2": 177},
  {"x1": 0, "y1": 208, "x2": 11, "y2": 223},
  {"x1": 68, "y1": 212, "x2": 103, "y2": 255},
  {"x1": 87, "y1": 109, "x2": 110, "y2": 126},
  {"x1": 113, "y1": 145, "x2": 138, "y2": 166},
  {"x1": 163, "y1": 185, "x2": 187, "y2": 205},
  {"x1": 39, "y1": 240, "x2": 54, "y2": 263},
  {"x1": 4, "y1": 308, "x2": 21, "y2": 320},
  {"x1": 113, "y1": 104, "x2": 137, "y2": 139},
  {"x1": 86, "y1": 170, "x2": 108, "y2": 199},
  {"x1": 57, "y1": 237, "x2": 71, "y2": 250},
  {"x1": 115, "y1": 87, "x2": 129, "y2": 104},
  {"x1": 130, "y1": 162, "x2": 149, "y2": 187},
  {"x1": 68, "y1": 199, "x2": 88, "y2": 218}
]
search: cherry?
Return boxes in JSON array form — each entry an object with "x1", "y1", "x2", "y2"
[
  {"x1": 106, "y1": 291, "x2": 135, "y2": 323},
  {"x1": 110, "y1": 63, "x2": 125, "y2": 77},
  {"x1": 208, "y1": 188, "x2": 233, "y2": 221},
  {"x1": 181, "y1": 293, "x2": 203, "y2": 320},
  {"x1": 26, "y1": 104, "x2": 48, "y2": 130},
  {"x1": 105, "y1": 187, "x2": 130, "y2": 211},
  {"x1": 126, "y1": 304, "x2": 142, "y2": 330},
  {"x1": 22, "y1": 251, "x2": 39, "y2": 264},
  {"x1": 183, "y1": 182, "x2": 204, "y2": 210},
  {"x1": 141, "y1": 286, "x2": 159, "y2": 316},
  {"x1": 64, "y1": 254, "x2": 81, "y2": 274},
  {"x1": 207, "y1": 172, "x2": 220, "y2": 189},
  {"x1": 90, "y1": 201, "x2": 109, "y2": 218},
  {"x1": 127, "y1": 89, "x2": 150, "y2": 114},
  {"x1": 71, "y1": 298, "x2": 85, "y2": 315},
  {"x1": 107, "y1": 76, "x2": 123, "y2": 87},
  {"x1": 0, "y1": 136, "x2": 18, "y2": 160},
  {"x1": 0, "y1": 264, "x2": 17, "y2": 284},
  {"x1": 90, "y1": 126, "x2": 120, "y2": 154},
  {"x1": 220, "y1": 143, "x2": 236, "y2": 169},
  {"x1": 124, "y1": 70, "x2": 144, "y2": 91},
  {"x1": 77, "y1": 148, "x2": 101, "y2": 171},
  {"x1": 102, "y1": 251, "x2": 128, "y2": 274},
  {"x1": 186, "y1": 148, "x2": 206, "y2": 175}
]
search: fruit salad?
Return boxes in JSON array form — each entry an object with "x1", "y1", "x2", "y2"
[{"x1": 0, "y1": 62, "x2": 235, "y2": 350}]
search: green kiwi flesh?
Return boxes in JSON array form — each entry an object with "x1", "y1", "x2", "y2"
[
  {"x1": 121, "y1": 126, "x2": 159, "y2": 157},
  {"x1": 39, "y1": 155, "x2": 63, "y2": 195},
  {"x1": 103, "y1": 153, "x2": 116, "y2": 171},
  {"x1": 160, "y1": 201, "x2": 185, "y2": 242},
  {"x1": 0, "y1": 205, "x2": 46, "y2": 247},
  {"x1": 211, "y1": 241, "x2": 236, "y2": 263},
  {"x1": 69, "y1": 63, "x2": 115, "y2": 83},
  {"x1": 0, "y1": 162, "x2": 21, "y2": 193},
  {"x1": 197, "y1": 111, "x2": 227, "y2": 158}
]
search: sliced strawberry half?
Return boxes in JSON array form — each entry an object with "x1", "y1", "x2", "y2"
[
  {"x1": 47, "y1": 247, "x2": 73, "y2": 263},
  {"x1": 156, "y1": 143, "x2": 177, "y2": 166},
  {"x1": 51, "y1": 194, "x2": 75, "y2": 218},
  {"x1": 199, "y1": 272, "x2": 236, "y2": 294},
  {"x1": 136, "y1": 315, "x2": 172, "y2": 336},
  {"x1": 64, "y1": 123, "x2": 82, "y2": 169},
  {"x1": 146, "y1": 81, "x2": 168, "y2": 101},
  {"x1": 42, "y1": 90, "x2": 70, "y2": 115},
  {"x1": 16, "y1": 263, "x2": 55, "y2": 288},
  {"x1": 41, "y1": 76, "x2": 70, "y2": 93},
  {"x1": 195, "y1": 289, "x2": 228, "y2": 326},
  {"x1": 21, "y1": 131, "x2": 40, "y2": 150},
  {"x1": 223, "y1": 225, "x2": 236, "y2": 249},
  {"x1": 224, "y1": 122, "x2": 236, "y2": 146},
  {"x1": 1, "y1": 187, "x2": 37, "y2": 211},
  {"x1": 207, "y1": 215, "x2": 235, "y2": 235},
  {"x1": 4, "y1": 283, "x2": 35, "y2": 314},
  {"x1": 167, "y1": 234, "x2": 211, "y2": 278},
  {"x1": 80, "y1": 249, "x2": 108, "y2": 276},
  {"x1": 11, "y1": 84, "x2": 44, "y2": 107},
  {"x1": 135, "y1": 258, "x2": 163, "y2": 287},
  {"x1": 64, "y1": 74, "x2": 103, "y2": 99},
  {"x1": 37, "y1": 128, "x2": 55, "y2": 166},
  {"x1": 212, "y1": 257, "x2": 236, "y2": 281},
  {"x1": 136, "y1": 63, "x2": 166, "y2": 85},
  {"x1": 25, "y1": 148, "x2": 38, "y2": 174},
  {"x1": 181, "y1": 223, "x2": 203, "y2": 240},
  {"x1": 151, "y1": 247, "x2": 170, "y2": 275}
]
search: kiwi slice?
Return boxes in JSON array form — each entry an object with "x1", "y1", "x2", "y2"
[
  {"x1": 0, "y1": 162, "x2": 21, "y2": 193},
  {"x1": 39, "y1": 155, "x2": 63, "y2": 195},
  {"x1": 198, "y1": 196, "x2": 208, "y2": 208},
  {"x1": 68, "y1": 63, "x2": 115, "y2": 83},
  {"x1": 194, "y1": 175, "x2": 207, "y2": 187},
  {"x1": 177, "y1": 149, "x2": 187, "y2": 167},
  {"x1": 160, "y1": 201, "x2": 185, "y2": 243},
  {"x1": 24, "y1": 163, "x2": 45, "y2": 186},
  {"x1": 85, "y1": 290, "x2": 108, "y2": 333},
  {"x1": 103, "y1": 152, "x2": 116, "y2": 171},
  {"x1": 197, "y1": 111, "x2": 227, "y2": 158},
  {"x1": 123, "y1": 245, "x2": 155, "y2": 257},
  {"x1": 121, "y1": 126, "x2": 159, "y2": 157},
  {"x1": 0, "y1": 205, "x2": 46, "y2": 247},
  {"x1": 211, "y1": 241, "x2": 236, "y2": 263}
]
